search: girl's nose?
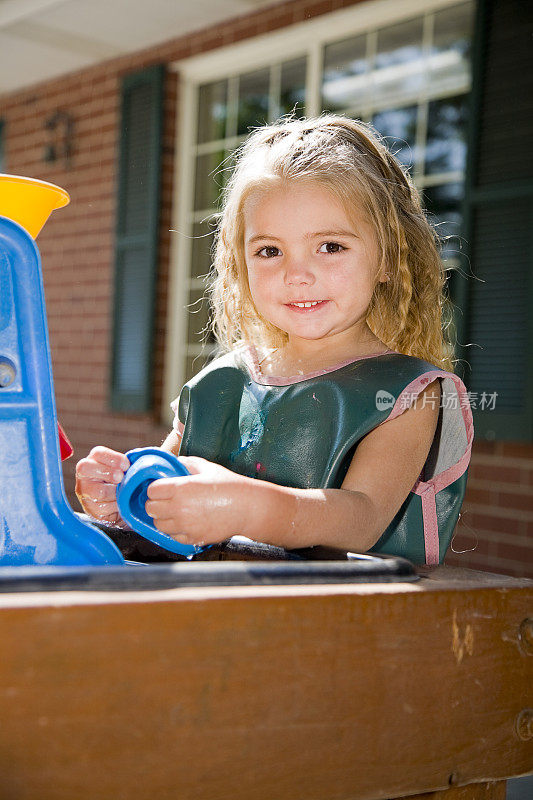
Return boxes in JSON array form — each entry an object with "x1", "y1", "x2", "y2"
[{"x1": 284, "y1": 255, "x2": 315, "y2": 286}]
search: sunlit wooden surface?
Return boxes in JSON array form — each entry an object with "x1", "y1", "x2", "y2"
[{"x1": 0, "y1": 565, "x2": 531, "y2": 800}]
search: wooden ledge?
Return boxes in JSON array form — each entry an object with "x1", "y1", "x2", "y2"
[{"x1": 0, "y1": 565, "x2": 530, "y2": 799}]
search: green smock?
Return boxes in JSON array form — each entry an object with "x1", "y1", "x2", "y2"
[{"x1": 172, "y1": 347, "x2": 473, "y2": 564}]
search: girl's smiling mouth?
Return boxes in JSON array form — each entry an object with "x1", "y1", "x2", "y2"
[{"x1": 286, "y1": 300, "x2": 329, "y2": 310}]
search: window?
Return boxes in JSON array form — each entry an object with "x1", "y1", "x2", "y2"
[
  {"x1": 165, "y1": 0, "x2": 474, "y2": 418},
  {"x1": 322, "y1": 1, "x2": 472, "y2": 271}
]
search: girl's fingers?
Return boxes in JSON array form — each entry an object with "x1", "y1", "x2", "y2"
[
  {"x1": 76, "y1": 448, "x2": 130, "y2": 482},
  {"x1": 144, "y1": 499, "x2": 172, "y2": 519},
  {"x1": 146, "y1": 478, "x2": 182, "y2": 500},
  {"x1": 80, "y1": 498, "x2": 120, "y2": 521},
  {"x1": 153, "y1": 519, "x2": 190, "y2": 542},
  {"x1": 76, "y1": 479, "x2": 118, "y2": 503},
  {"x1": 148, "y1": 509, "x2": 205, "y2": 546},
  {"x1": 89, "y1": 447, "x2": 130, "y2": 471},
  {"x1": 76, "y1": 458, "x2": 126, "y2": 484}
]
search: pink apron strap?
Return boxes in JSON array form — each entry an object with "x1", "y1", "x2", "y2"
[{"x1": 419, "y1": 483, "x2": 440, "y2": 565}]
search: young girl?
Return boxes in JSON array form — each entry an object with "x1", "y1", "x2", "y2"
[{"x1": 75, "y1": 114, "x2": 473, "y2": 565}]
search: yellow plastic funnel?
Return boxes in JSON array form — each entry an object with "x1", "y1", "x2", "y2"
[{"x1": 0, "y1": 174, "x2": 70, "y2": 238}]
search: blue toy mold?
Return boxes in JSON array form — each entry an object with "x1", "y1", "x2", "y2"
[{"x1": 117, "y1": 448, "x2": 207, "y2": 558}]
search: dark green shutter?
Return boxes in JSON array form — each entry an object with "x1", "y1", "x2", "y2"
[
  {"x1": 111, "y1": 64, "x2": 164, "y2": 412},
  {"x1": 457, "y1": 0, "x2": 533, "y2": 441}
]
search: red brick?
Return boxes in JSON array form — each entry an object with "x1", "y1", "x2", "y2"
[
  {"x1": 464, "y1": 486, "x2": 496, "y2": 505},
  {"x1": 471, "y1": 440, "x2": 498, "y2": 455},
  {"x1": 498, "y1": 490, "x2": 533, "y2": 513},
  {"x1": 495, "y1": 541, "x2": 533, "y2": 564},
  {"x1": 470, "y1": 463, "x2": 522, "y2": 485},
  {"x1": 501, "y1": 441, "x2": 533, "y2": 459},
  {"x1": 464, "y1": 513, "x2": 522, "y2": 536}
]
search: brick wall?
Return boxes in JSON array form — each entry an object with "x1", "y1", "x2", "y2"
[
  {"x1": 1, "y1": 0, "x2": 532, "y2": 578},
  {"x1": 445, "y1": 442, "x2": 533, "y2": 578}
]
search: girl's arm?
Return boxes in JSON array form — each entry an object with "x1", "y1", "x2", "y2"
[
  {"x1": 161, "y1": 428, "x2": 183, "y2": 455},
  {"x1": 145, "y1": 379, "x2": 441, "y2": 552}
]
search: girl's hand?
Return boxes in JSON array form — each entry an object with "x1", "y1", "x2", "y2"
[
  {"x1": 145, "y1": 456, "x2": 251, "y2": 546},
  {"x1": 75, "y1": 446, "x2": 130, "y2": 525}
]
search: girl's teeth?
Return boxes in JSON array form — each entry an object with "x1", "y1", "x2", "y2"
[{"x1": 293, "y1": 301, "x2": 320, "y2": 308}]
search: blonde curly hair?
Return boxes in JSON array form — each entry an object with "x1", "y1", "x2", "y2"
[{"x1": 209, "y1": 113, "x2": 456, "y2": 372}]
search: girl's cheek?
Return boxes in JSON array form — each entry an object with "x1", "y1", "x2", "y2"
[{"x1": 248, "y1": 270, "x2": 272, "y2": 295}]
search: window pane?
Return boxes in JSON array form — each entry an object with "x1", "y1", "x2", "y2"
[
  {"x1": 322, "y1": 34, "x2": 367, "y2": 112},
  {"x1": 425, "y1": 95, "x2": 468, "y2": 175},
  {"x1": 374, "y1": 17, "x2": 425, "y2": 106},
  {"x1": 197, "y1": 80, "x2": 228, "y2": 144},
  {"x1": 191, "y1": 220, "x2": 216, "y2": 280},
  {"x1": 237, "y1": 68, "x2": 270, "y2": 135},
  {"x1": 372, "y1": 105, "x2": 418, "y2": 171},
  {"x1": 431, "y1": 2, "x2": 474, "y2": 94},
  {"x1": 280, "y1": 57, "x2": 307, "y2": 117},
  {"x1": 423, "y1": 182, "x2": 464, "y2": 260},
  {"x1": 193, "y1": 150, "x2": 226, "y2": 211}
]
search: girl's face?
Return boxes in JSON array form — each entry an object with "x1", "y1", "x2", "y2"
[{"x1": 243, "y1": 180, "x2": 386, "y2": 353}]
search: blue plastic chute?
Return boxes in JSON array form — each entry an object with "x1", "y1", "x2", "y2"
[{"x1": 0, "y1": 211, "x2": 125, "y2": 565}]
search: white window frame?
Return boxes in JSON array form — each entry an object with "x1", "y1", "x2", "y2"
[{"x1": 163, "y1": 0, "x2": 470, "y2": 422}]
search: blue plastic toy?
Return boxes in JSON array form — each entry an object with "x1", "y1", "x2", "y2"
[
  {"x1": 117, "y1": 448, "x2": 207, "y2": 558},
  {"x1": 0, "y1": 180, "x2": 125, "y2": 566},
  {"x1": 0, "y1": 175, "x2": 212, "y2": 566}
]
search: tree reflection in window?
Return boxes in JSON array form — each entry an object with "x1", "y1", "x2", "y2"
[{"x1": 372, "y1": 106, "x2": 418, "y2": 172}]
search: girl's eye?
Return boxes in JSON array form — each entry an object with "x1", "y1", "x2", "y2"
[
  {"x1": 256, "y1": 246, "x2": 281, "y2": 258},
  {"x1": 319, "y1": 241, "x2": 346, "y2": 254}
]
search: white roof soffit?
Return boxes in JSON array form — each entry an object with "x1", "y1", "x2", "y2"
[{"x1": 0, "y1": 0, "x2": 280, "y2": 94}]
